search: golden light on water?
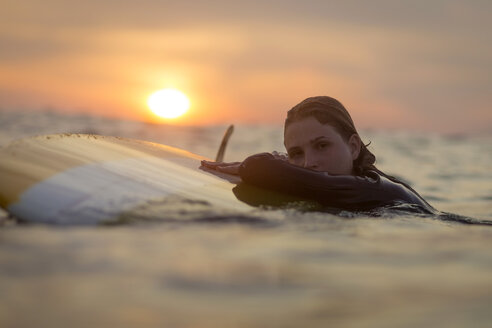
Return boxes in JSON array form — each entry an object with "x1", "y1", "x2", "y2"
[{"x1": 147, "y1": 89, "x2": 190, "y2": 119}]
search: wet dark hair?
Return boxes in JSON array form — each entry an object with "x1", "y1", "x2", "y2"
[{"x1": 284, "y1": 96, "x2": 377, "y2": 175}]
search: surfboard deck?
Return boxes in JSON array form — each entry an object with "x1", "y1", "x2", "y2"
[{"x1": 0, "y1": 134, "x2": 262, "y2": 224}]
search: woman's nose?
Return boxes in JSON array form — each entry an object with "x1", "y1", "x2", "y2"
[{"x1": 303, "y1": 153, "x2": 318, "y2": 169}]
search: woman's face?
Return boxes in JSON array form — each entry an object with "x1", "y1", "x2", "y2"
[{"x1": 284, "y1": 116, "x2": 361, "y2": 175}]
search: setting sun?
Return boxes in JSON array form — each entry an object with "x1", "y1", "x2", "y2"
[{"x1": 147, "y1": 89, "x2": 190, "y2": 119}]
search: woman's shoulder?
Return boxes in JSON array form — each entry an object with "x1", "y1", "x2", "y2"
[{"x1": 366, "y1": 170, "x2": 434, "y2": 212}]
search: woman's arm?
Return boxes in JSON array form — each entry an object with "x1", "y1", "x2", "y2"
[
  {"x1": 202, "y1": 153, "x2": 434, "y2": 212},
  {"x1": 237, "y1": 153, "x2": 384, "y2": 210}
]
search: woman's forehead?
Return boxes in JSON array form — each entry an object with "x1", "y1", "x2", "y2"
[{"x1": 284, "y1": 117, "x2": 341, "y2": 147}]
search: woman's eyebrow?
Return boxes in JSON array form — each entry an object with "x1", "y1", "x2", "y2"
[
  {"x1": 309, "y1": 136, "x2": 329, "y2": 144},
  {"x1": 287, "y1": 146, "x2": 301, "y2": 152}
]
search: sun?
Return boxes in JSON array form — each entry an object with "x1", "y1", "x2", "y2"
[{"x1": 147, "y1": 89, "x2": 190, "y2": 119}]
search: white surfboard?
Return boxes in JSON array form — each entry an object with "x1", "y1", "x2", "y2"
[{"x1": 0, "y1": 134, "x2": 303, "y2": 225}]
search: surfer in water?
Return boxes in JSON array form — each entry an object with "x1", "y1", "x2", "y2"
[{"x1": 201, "y1": 96, "x2": 434, "y2": 213}]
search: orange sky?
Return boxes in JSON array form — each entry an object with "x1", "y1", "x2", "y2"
[{"x1": 1, "y1": 1, "x2": 491, "y2": 133}]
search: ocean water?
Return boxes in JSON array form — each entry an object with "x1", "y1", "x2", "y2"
[{"x1": 1, "y1": 109, "x2": 491, "y2": 327}]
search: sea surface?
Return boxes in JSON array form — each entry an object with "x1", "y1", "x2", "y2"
[{"x1": 1, "y1": 109, "x2": 491, "y2": 327}]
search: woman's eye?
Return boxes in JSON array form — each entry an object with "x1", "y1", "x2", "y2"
[
  {"x1": 317, "y1": 142, "x2": 329, "y2": 149},
  {"x1": 288, "y1": 151, "x2": 302, "y2": 158}
]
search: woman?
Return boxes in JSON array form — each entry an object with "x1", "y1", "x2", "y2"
[{"x1": 201, "y1": 96, "x2": 434, "y2": 213}]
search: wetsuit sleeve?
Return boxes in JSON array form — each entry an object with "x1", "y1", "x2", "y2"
[{"x1": 238, "y1": 153, "x2": 384, "y2": 210}]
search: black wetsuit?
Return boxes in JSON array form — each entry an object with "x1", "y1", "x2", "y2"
[{"x1": 238, "y1": 153, "x2": 435, "y2": 213}]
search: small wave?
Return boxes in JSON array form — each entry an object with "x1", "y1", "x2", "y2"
[
  {"x1": 4, "y1": 194, "x2": 490, "y2": 227},
  {"x1": 479, "y1": 195, "x2": 492, "y2": 201},
  {"x1": 107, "y1": 196, "x2": 276, "y2": 227},
  {"x1": 435, "y1": 212, "x2": 492, "y2": 226}
]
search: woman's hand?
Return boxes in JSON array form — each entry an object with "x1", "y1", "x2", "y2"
[
  {"x1": 201, "y1": 152, "x2": 286, "y2": 176},
  {"x1": 200, "y1": 160, "x2": 242, "y2": 175}
]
